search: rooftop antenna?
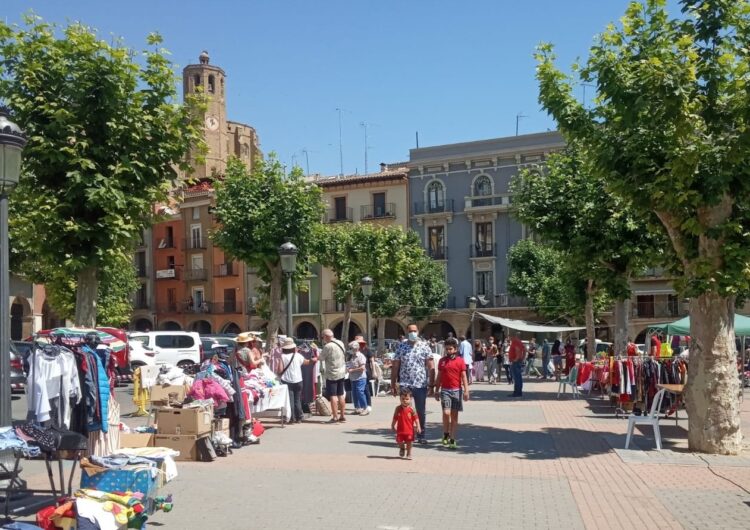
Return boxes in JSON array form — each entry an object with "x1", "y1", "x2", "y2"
[
  {"x1": 416, "y1": 131, "x2": 420, "y2": 148},
  {"x1": 360, "y1": 121, "x2": 370, "y2": 175},
  {"x1": 301, "y1": 148, "x2": 315, "y2": 176},
  {"x1": 515, "y1": 112, "x2": 527, "y2": 136},
  {"x1": 335, "y1": 107, "x2": 349, "y2": 176}
]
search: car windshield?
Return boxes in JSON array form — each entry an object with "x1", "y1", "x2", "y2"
[{"x1": 129, "y1": 336, "x2": 149, "y2": 346}]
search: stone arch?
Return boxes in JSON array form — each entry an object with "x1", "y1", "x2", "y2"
[
  {"x1": 295, "y1": 320, "x2": 318, "y2": 340},
  {"x1": 160, "y1": 320, "x2": 182, "y2": 331},
  {"x1": 330, "y1": 318, "x2": 363, "y2": 342},
  {"x1": 132, "y1": 318, "x2": 153, "y2": 332},
  {"x1": 374, "y1": 319, "x2": 405, "y2": 340},
  {"x1": 42, "y1": 301, "x2": 64, "y2": 330},
  {"x1": 10, "y1": 296, "x2": 32, "y2": 340},
  {"x1": 221, "y1": 321, "x2": 241, "y2": 334},
  {"x1": 420, "y1": 320, "x2": 456, "y2": 341},
  {"x1": 189, "y1": 320, "x2": 212, "y2": 334}
]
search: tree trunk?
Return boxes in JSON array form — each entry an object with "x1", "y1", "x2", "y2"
[
  {"x1": 614, "y1": 298, "x2": 630, "y2": 356},
  {"x1": 585, "y1": 280, "x2": 595, "y2": 360},
  {"x1": 341, "y1": 292, "x2": 353, "y2": 342},
  {"x1": 377, "y1": 317, "x2": 386, "y2": 354},
  {"x1": 267, "y1": 263, "x2": 283, "y2": 350},
  {"x1": 685, "y1": 293, "x2": 742, "y2": 454},
  {"x1": 74, "y1": 266, "x2": 98, "y2": 327}
]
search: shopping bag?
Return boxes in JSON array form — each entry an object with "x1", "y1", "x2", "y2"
[{"x1": 547, "y1": 360, "x2": 555, "y2": 375}]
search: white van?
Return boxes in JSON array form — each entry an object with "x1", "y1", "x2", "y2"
[{"x1": 129, "y1": 331, "x2": 201, "y2": 367}]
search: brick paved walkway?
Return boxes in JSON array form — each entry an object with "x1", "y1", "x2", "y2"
[{"x1": 12, "y1": 379, "x2": 750, "y2": 529}]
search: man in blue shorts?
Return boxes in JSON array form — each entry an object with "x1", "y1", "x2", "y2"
[{"x1": 434, "y1": 338, "x2": 470, "y2": 449}]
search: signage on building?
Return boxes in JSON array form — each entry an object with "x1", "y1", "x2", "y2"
[{"x1": 156, "y1": 269, "x2": 176, "y2": 279}]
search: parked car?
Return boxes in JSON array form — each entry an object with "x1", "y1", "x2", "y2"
[
  {"x1": 9, "y1": 341, "x2": 26, "y2": 391},
  {"x1": 12, "y1": 340, "x2": 33, "y2": 374},
  {"x1": 128, "y1": 340, "x2": 156, "y2": 368},
  {"x1": 199, "y1": 336, "x2": 222, "y2": 361},
  {"x1": 578, "y1": 339, "x2": 613, "y2": 355},
  {"x1": 129, "y1": 331, "x2": 201, "y2": 368}
]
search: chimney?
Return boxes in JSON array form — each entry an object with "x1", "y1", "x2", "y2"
[{"x1": 380, "y1": 162, "x2": 387, "y2": 172}]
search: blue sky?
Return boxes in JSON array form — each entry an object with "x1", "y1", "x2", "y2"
[{"x1": 4, "y1": 1, "x2": 681, "y2": 176}]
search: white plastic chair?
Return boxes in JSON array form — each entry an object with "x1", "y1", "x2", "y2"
[
  {"x1": 625, "y1": 388, "x2": 667, "y2": 450},
  {"x1": 557, "y1": 364, "x2": 580, "y2": 399}
]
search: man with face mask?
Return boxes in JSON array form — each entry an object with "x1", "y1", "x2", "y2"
[{"x1": 391, "y1": 324, "x2": 435, "y2": 444}]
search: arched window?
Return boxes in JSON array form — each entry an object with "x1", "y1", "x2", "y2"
[
  {"x1": 473, "y1": 175, "x2": 492, "y2": 206},
  {"x1": 208, "y1": 75, "x2": 215, "y2": 93},
  {"x1": 194, "y1": 74, "x2": 201, "y2": 91},
  {"x1": 426, "y1": 180, "x2": 445, "y2": 213}
]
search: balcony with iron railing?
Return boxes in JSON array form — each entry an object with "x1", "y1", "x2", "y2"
[
  {"x1": 322, "y1": 299, "x2": 365, "y2": 313},
  {"x1": 413, "y1": 199, "x2": 454, "y2": 216},
  {"x1": 214, "y1": 263, "x2": 239, "y2": 277},
  {"x1": 133, "y1": 298, "x2": 151, "y2": 310},
  {"x1": 213, "y1": 301, "x2": 243, "y2": 314},
  {"x1": 361, "y1": 203, "x2": 396, "y2": 220},
  {"x1": 156, "y1": 303, "x2": 180, "y2": 314},
  {"x1": 182, "y1": 237, "x2": 207, "y2": 250},
  {"x1": 324, "y1": 207, "x2": 353, "y2": 223},
  {"x1": 441, "y1": 296, "x2": 456, "y2": 309},
  {"x1": 464, "y1": 193, "x2": 513, "y2": 210},
  {"x1": 495, "y1": 294, "x2": 528, "y2": 307},
  {"x1": 427, "y1": 246, "x2": 448, "y2": 260},
  {"x1": 631, "y1": 298, "x2": 687, "y2": 319},
  {"x1": 183, "y1": 268, "x2": 208, "y2": 281},
  {"x1": 469, "y1": 242, "x2": 496, "y2": 258}
]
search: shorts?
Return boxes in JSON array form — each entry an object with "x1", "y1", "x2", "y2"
[
  {"x1": 553, "y1": 355, "x2": 563, "y2": 367},
  {"x1": 440, "y1": 389, "x2": 463, "y2": 412},
  {"x1": 396, "y1": 433, "x2": 414, "y2": 444},
  {"x1": 325, "y1": 378, "x2": 345, "y2": 397}
]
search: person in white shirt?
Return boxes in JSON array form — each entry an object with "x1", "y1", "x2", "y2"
[
  {"x1": 278, "y1": 337, "x2": 317, "y2": 423},
  {"x1": 459, "y1": 335, "x2": 474, "y2": 385}
]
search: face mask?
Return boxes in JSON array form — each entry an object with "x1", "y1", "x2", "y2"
[{"x1": 408, "y1": 331, "x2": 419, "y2": 341}]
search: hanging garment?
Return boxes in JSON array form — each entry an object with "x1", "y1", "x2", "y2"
[{"x1": 83, "y1": 345, "x2": 111, "y2": 434}]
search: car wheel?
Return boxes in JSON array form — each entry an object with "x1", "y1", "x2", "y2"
[{"x1": 177, "y1": 360, "x2": 194, "y2": 369}]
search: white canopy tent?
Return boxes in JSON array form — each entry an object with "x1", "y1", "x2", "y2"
[{"x1": 475, "y1": 312, "x2": 585, "y2": 334}]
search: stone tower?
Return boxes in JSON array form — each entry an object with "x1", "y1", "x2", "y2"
[{"x1": 183, "y1": 50, "x2": 227, "y2": 180}]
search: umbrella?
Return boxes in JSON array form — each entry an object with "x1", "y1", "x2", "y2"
[{"x1": 43, "y1": 327, "x2": 126, "y2": 353}]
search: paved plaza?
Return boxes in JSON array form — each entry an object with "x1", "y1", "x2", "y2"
[{"x1": 11, "y1": 379, "x2": 750, "y2": 529}]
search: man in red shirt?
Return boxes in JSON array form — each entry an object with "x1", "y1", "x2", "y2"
[
  {"x1": 508, "y1": 334, "x2": 526, "y2": 398},
  {"x1": 434, "y1": 338, "x2": 470, "y2": 449}
]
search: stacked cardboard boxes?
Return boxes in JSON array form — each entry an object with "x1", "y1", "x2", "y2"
[{"x1": 154, "y1": 405, "x2": 213, "y2": 461}]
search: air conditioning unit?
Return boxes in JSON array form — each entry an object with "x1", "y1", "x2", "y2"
[{"x1": 498, "y1": 293, "x2": 509, "y2": 307}]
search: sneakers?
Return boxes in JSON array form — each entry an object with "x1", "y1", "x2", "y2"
[
  {"x1": 448, "y1": 439, "x2": 457, "y2": 450},
  {"x1": 360, "y1": 409, "x2": 370, "y2": 416},
  {"x1": 442, "y1": 435, "x2": 449, "y2": 447},
  {"x1": 366, "y1": 406, "x2": 372, "y2": 413}
]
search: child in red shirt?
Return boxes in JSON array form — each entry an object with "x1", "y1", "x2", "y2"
[{"x1": 391, "y1": 388, "x2": 421, "y2": 459}]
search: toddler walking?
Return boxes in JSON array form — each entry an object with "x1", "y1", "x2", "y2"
[{"x1": 391, "y1": 388, "x2": 421, "y2": 459}]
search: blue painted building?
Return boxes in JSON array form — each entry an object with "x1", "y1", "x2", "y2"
[{"x1": 408, "y1": 131, "x2": 565, "y2": 338}]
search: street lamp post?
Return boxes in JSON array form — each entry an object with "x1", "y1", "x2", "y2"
[
  {"x1": 0, "y1": 107, "x2": 27, "y2": 426},
  {"x1": 278, "y1": 241, "x2": 298, "y2": 338},
  {"x1": 468, "y1": 296, "x2": 477, "y2": 341},
  {"x1": 361, "y1": 276, "x2": 373, "y2": 345}
]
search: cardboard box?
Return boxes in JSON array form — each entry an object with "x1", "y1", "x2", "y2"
[
  {"x1": 154, "y1": 434, "x2": 208, "y2": 462},
  {"x1": 149, "y1": 384, "x2": 186, "y2": 405},
  {"x1": 119, "y1": 432, "x2": 154, "y2": 449},
  {"x1": 212, "y1": 418, "x2": 229, "y2": 431},
  {"x1": 156, "y1": 406, "x2": 213, "y2": 436}
]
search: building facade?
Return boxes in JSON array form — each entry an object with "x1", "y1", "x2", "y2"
[
  {"x1": 245, "y1": 163, "x2": 411, "y2": 341},
  {"x1": 408, "y1": 132, "x2": 564, "y2": 338},
  {"x1": 143, "y1": 51, "x2": 258, "y2": 333}
]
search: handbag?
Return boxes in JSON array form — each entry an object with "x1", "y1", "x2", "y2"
[{"x1": 315, "y1": 395, "x2": 331, "y2": 417}]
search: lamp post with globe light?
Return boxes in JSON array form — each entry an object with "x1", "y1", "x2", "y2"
[
  {"x1": 361, "y1": 276, "x2": 373, "y2": 345},
  {"x1": 0, "y1": 107, "x2": 27, "y2": 426},
  {"x1": 278, "y1": 241, "x2": 298, "y2": 339}
]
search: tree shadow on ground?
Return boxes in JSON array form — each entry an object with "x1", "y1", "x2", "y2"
[
  {"x1": 467, "y1": 386, "x2": 590, "y2": 403},
  {"x1": 346, "y1": 423, "x2": 616, "y2": 459}
]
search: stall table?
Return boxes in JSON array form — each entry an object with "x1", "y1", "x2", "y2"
[{"x1": 251, "y1": 384, "x2": 291, "y2": 427}]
